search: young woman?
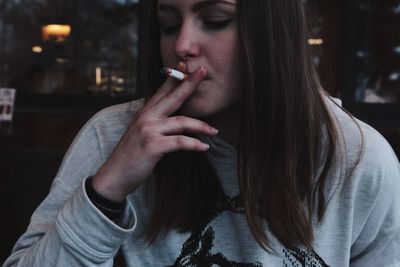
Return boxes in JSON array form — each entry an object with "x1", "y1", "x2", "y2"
[{"x1": 4, "y1": 0, "x2": 400, "y2": 266}]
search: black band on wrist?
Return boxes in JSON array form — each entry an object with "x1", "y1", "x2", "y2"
[{"x1": 85, "y1": 176, "x2": 124, "y2": 221}]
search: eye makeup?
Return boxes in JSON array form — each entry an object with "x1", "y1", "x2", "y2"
[{"x1": 157, "y1": 1, "x2": 236, "y2": 35}]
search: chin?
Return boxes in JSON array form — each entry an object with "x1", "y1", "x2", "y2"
[
  {"x1": 179, "y1": 104, "x2": 212, "y2": 118},
  {"x1": 179, "y1": 97, "x2": 217, "y2": 118}
]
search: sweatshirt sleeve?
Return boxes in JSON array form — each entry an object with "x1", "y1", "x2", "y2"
[
  {"x1": 3, "y1": 107, "x2": 137, "y2": 267},
  {"x1": 349, "y1": 131, "x2": 400, "y2": 267}
]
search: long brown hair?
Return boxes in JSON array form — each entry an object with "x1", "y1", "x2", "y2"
[{"x1": 139, "y1": 0, "x2": 355, "y2": 251}]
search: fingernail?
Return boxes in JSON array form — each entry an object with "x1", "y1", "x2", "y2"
[
  {"x1": 211, "y1": 127, "x2": 219, "y2": 134},
  {"x1": 198, "y1": 67, "x2": 206, "y2": 76},
  {"x1": 178, "y1": 62, "x2": 186, "y2": 71},
  {"x1": 202, "y1": 143, "x2": 210, "y2": 150},
  {"x1": 193, "y1": 68, "x2": 205, "y2": 81}
]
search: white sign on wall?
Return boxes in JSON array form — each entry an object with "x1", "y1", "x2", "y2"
[{"x1": 0, "y1": 88, "x2": 16, "y2": 123}]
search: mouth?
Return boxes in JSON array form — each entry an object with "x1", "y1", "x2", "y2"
[{"x1": 184, "y1": 64, "x2": 210, "y2": 80}]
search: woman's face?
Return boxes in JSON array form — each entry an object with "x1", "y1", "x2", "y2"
[{"x1": 157, "y1": 0, "x2": 241, "y2": 118}]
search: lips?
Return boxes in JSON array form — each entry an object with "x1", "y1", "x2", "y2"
[
  {"x1": 188, "y1": 72, "x2": 210, "y2": 80},
  {"x1": 175, "y1": 62, "x2": 210, "y2": 81},
  {"x1": 189, "y1": 70, "x2": 210, "y2": 80}
]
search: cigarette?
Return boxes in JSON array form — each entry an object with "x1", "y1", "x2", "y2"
[{"x1": 161, "y1": 67, "x2": 188, "y2": 81}]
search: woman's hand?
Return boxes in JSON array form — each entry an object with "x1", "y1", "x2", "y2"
[{"x1": 92, "y1": 66, "x2": 218, "y2": 202}]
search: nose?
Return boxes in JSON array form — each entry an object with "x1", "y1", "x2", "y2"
[{"x1": 174, "y1": 22, "x2": 200, "y2": 60}]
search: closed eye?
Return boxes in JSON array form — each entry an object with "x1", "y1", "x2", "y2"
[{"x1": 203, "y1": 19, "x2": 233, "y2": 30}]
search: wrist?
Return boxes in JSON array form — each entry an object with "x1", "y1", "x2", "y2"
[
  {"x1": 92, "y1": 172, "x2": 127, "y2": 203},
  {"x1": 85, "y1": 176, "x2": 124, "y2": 221}
]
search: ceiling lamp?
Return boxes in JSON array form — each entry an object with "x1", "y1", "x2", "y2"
[{"x1": 42, "y1": 24, "x2": 71, "y2": 43}]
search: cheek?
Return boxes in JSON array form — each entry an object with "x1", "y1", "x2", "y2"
[
  {"x1": 209, "y1": 32, "x2": 239, "y2": 68},
  {"x1": 217, "y1": 42, "x2": 242, "y2": 100},
  {"x1": 211, "y1": 42, "x2": 240, "y2": 86}
]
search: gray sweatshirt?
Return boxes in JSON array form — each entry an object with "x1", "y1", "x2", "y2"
[{"x1": 3, "y1": 98, "x2": 400, "y2": 267}]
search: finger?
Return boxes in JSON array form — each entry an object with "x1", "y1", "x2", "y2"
[
  {"x1": 156, "y1": 135, "x2": 210, "y2": 153},
  {"x1": 143, "y1": 77, "x2": 179, "y2": 110},
  {"x1": 156, "y1": 116, "x2": 218, "y2": 136},
  {"x1": 144, "y1": 61, "x2": 187, "y2": 110},
  {"x1": 152, "y1": 67, "x2": 207, "y2": 117}
]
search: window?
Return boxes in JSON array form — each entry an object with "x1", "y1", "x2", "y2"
[{"x1": 0, "y1": 0, "x2": 139, "y2": 97}]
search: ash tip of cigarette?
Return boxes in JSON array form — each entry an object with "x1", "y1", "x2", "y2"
[{"x1": 160, "y1": 67, "x2": 170, "y2": 75}]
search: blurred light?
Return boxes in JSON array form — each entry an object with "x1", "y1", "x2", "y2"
[
  {"x1": 392, "y1": 4, "x2": 400, "y2": 14},
  {"x1": 394, "y1": 46, "x2": 400, "y2": 54},
  {"x1": 32, "y1": 46, "x2": 43, "y2": 53},
  {"x1": 96, "y1": 67, "x2": 102, "y2": 85},
  {"x1": 389, "y1": 72, "x2": 400, "y2": 81},
  {"x1": 308, "y1": 38, "x2": 324, "y2": 46},
  {"x1": 42, "y1": 24, "x2": 71, "y2": 43},
  {"x1": 56, "y1": 58, "x2": 67, "y2": 64},
  {"x1": 356, "y1": 50, "x2": 369, "y2": 59}
]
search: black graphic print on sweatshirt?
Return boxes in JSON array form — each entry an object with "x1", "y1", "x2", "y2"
[
  {"x1": 283, "y1": 248, "x2": 330, "y2": 267},
  {"x1": 168, "y1": 194, "x2": 330, "y2": 267}
]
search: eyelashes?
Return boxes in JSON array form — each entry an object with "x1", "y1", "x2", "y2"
[
  {"x1": 203, "y1": 19, "x2": 233, "y2": 30},
  {"x1": 160, "y1": 19, "x2": 233, "y2": 35}
]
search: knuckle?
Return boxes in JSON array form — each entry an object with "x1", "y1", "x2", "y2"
[
  {"x1": 170, "y1": 100, "x2": 181, "y2": 110},
  {"x1": 175, "y1": 136, "x2": 186, "y2": 147},
  {"x1": 136, "y1": 119, "x2": 155, "y2": 136},
  {"x1": 175, "y1": 116, "x2": 186, "y2": 124},
  {"x1": 141, "y1": 135, "x2": 156, "y2": 151},
  {"x1": 169, "y1": 89, "x2": 184, "y2": 101},
  {"x1": 136, "y1": 121, "x2": 148, "y2": 135},
  {"x1": 137, "y1": 122, "x2": 152, "y2": 137},
  {"x1": 201, "y1": 121, "x2": 210, "y2": 129}
]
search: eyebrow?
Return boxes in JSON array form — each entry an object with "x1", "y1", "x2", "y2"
[{"x1": 157, "y1": 0, "x2": 235, "y2": 15}]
